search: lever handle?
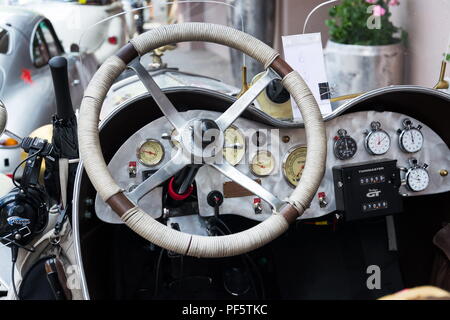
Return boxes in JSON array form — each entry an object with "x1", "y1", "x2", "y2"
[{"x1": 49, "y1": 56, "x2": 74, "y2": 120}]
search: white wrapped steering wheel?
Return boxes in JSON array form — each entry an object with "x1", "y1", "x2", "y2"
[{"x1": 78, "y1": 23, "x2": 327, "y2": 258}]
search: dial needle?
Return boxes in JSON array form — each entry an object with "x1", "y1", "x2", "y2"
[{"x1": 144, "y1": 150, "x2": 156, "y2": 156}]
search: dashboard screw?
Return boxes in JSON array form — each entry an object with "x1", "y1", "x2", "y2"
[
  {"x1": 440, "y1": 169, "x2": 448, "y2": 177},
  {"x1": 282, "y1": 136, "x2": 290, "y2": 143}
]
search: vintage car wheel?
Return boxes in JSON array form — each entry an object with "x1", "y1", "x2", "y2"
[{"x1": 78, "y1": 23, "x2": 327, "y2": 258}]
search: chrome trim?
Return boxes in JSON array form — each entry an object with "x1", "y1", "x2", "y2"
[
  {"x1": 136, "y1": 139, "x2": 165, "y2": 167},
  {"x1": 282, "y1": 145, "x2": 307, "y2": 188},
  {"x1": 326, "y1": 85, "x2": 450, "y2": 123},
  {"x1": 72, "y1": 162, "x2": 90, "y2": 300}
]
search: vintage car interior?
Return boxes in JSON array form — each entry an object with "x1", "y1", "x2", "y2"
[
  {"x1": 74, "y1": 78, "x2": 450, "y2": 299},
  {"x1": 1, "y1": 2, "x2": 450, "y2": 303}
]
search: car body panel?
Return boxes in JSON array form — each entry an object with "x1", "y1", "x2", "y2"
[
  {"x1": 0, "y1": 7, "x2": 96, "y2": 174},
  {"x1": 22, "y1": 0, "x2": 129, "y2": 64}
]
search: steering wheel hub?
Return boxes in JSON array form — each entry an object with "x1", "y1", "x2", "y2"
[{"x1": 180, "y1": 118, "x2": 224, "y2": 164}]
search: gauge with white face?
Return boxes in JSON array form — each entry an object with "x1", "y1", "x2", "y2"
[
  {"x1": 223, "y1": 126, "x2": 246, "y2": 166},
  {"x1": 137, "y1": 139, "x2": 165, "y2": 167},
  {"x1": 406, "y1": 167, "x2": 429, "y2": 192},
  {"x1": 250, "y1": 150, "x2": 275, "y2": 177},
  {"x1": 398, "y1": 119, "x2": 424, "y2": 153},
  {"x1": 400, "y1": 128, "x2": 423, "y2": 153},
  {"x1": 365, "y1": 122, "x2": 391, "y2": 155},
  {"x1": 283, "y1": 146, "x2": 307, "y2": 187}
]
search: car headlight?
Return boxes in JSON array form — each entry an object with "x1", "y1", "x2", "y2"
[{"x1": 0, "y1": 135, "x2": 19, "y2": 148}]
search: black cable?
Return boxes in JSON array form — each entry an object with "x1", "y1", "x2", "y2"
[
  {"x1": 11, "y1": 245, "x2": 19, "y2": 300},
  {"x1": 211, "y1": 220, "x2": 264, "y2": 299},
  {"x1": 11, "y1": 261, "x2": 18, "y2": 300},
  {"x1": 11, "y1": 145, "x2": 45, "y2": 190},
  {"x1": 153, "y1": 248, "x2": 165, "y2": 298}
]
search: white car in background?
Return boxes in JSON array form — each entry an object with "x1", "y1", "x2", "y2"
[{"x1": 20, "y1": 0, "x2": 133, "y2": 65}]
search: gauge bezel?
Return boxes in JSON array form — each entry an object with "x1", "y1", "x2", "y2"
[
  {"x1": 282, "y1": 145, "x2": 307, "y2": 188},
  {"x1": 136, "y1": 139, "x2": 165, "y2": 167},
  {"x1": 249, "y1": 150, "x2": 276, "y2": 177},
  {"x1": 223, "y1": 125, "x2": 246, "y2": 166},
  {"x1": 398, "y1": 127, "x2": 424, "y2": 153},
  {"x1": 333, "y1": 135, "x2": 358, "y2": 160},
  {"x1": 405, "y1": 166, "x2": 429, "y2": 192},
  {"x1": 364, "y1": 129, "x2": 391, "y2": 156}
]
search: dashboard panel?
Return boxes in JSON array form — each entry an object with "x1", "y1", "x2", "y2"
[{"x1": 95, "y1": 110, "x2": 450, "y2": 224}]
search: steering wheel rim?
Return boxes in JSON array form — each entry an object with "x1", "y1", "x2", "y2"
[{"x1": 78, "y1": 23, "x2": 327, "y2": 258}]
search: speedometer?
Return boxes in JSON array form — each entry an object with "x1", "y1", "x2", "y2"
[{"x1": 283, "y1": 146, "x2": 307, "y2": 188}]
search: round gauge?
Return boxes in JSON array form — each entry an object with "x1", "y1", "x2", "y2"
[
  {"x1": 223, "y1": 126, "x2": 246, "y2": 166},
  {"x1": 137, "y1": 139, "x2": 165, "y2": 167},
  {"x1": 283, "y1": 146, "x2": 307, "y2": 187},
  {"x1": 406, "y1": 167, "x2": 429, "y2": 192},
  {"x1": 365, "y1": 122, "x2": 391, "y2": 155},
  {"x1": 399, "y1": 128, "x2": 423, "y2": 153},
  {"x1": 250, "y1": 150, "x2": 275, "y2": 177},
  {"x1": 334, "y1": 129, "x2": 357, "y2": 160}
]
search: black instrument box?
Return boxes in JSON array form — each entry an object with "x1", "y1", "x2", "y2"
[{"x1": 332, "y1": 159, "x2": 403, "y2": 221}]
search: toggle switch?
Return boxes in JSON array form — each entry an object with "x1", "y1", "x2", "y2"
[
  {"x1": 318, "y1": 192, "x2": 328, "y2": 208},
  {"x1": 128, "y1": 161, "x2": 137, "y2": 178},
  {"x1": 253, "y1": 198, "x2": 262, "y2": 214}
]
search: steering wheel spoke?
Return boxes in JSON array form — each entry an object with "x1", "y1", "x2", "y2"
[
  {"x1": 126, "y1": 150, "x2": 190, "y2": 204},
  {"x1": 128, "y1": 59, "x2": 186, "y2": 132},
  {"x1": 211, "y1": 161, "x2": 285, "y2": 212},
  {"x1": 215, "y1": 69, "x2": 278, "y2": 132}
]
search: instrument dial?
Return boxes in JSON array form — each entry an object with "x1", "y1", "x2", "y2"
[
  {"x1": 137, "y1": 139, "x2": 165, "y2": 167},
  {"x1": 334, "y1": 129, "x2": 357, "y2": 160},
  {"x1": 283, "y1": 146, "x2": 307, "y2": 188},
  {"x1": 406, "y1": 167, "x2": 429, "y2": 192},
  {"x1": 365, "y1": 122, "x2": 391, "y2": 155},
  {"x1": 250, "y1": 150, "x2": 275, "y2": 177},
  {"x1": 398, "y1": 119, "x2": 423, "y2": 153},
  {"x1": 223, "y1": 126, "x2": 246, "y2": 166}
]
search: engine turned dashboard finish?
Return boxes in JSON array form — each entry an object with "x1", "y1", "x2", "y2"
[{"x1": 95, "y1": 110, "x2": 450, "y2": 224}]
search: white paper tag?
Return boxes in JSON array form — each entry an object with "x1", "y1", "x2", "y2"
[{"x1": 282, "y1": 33, "x2": 332, "y2": 120}]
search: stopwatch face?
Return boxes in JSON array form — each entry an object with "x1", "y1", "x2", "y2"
[
  {"x1": 400, "y1": 128, "x2": 423, "y2": 153},
  {"x1": 283, "y1": 146, "x2": 307, "y2": 188},
  {"x1": 366, "y1": 130, "x2": 391, "y2": 155},
  {"x1": 223, "y1": 126, "x2": 246, "y2": 166},
  {"x1": 250, "y1": 150, "x2": 275, "y2": 177},
  {"x1": 137, "y1": 140, "x2": 165, "y2": 167},
  {"x1": 406, "y1": 167, "x2": 430, "y2": 192},
  {"x1": 334, "y1": 136, "x2": 357, "y2": 160}
]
